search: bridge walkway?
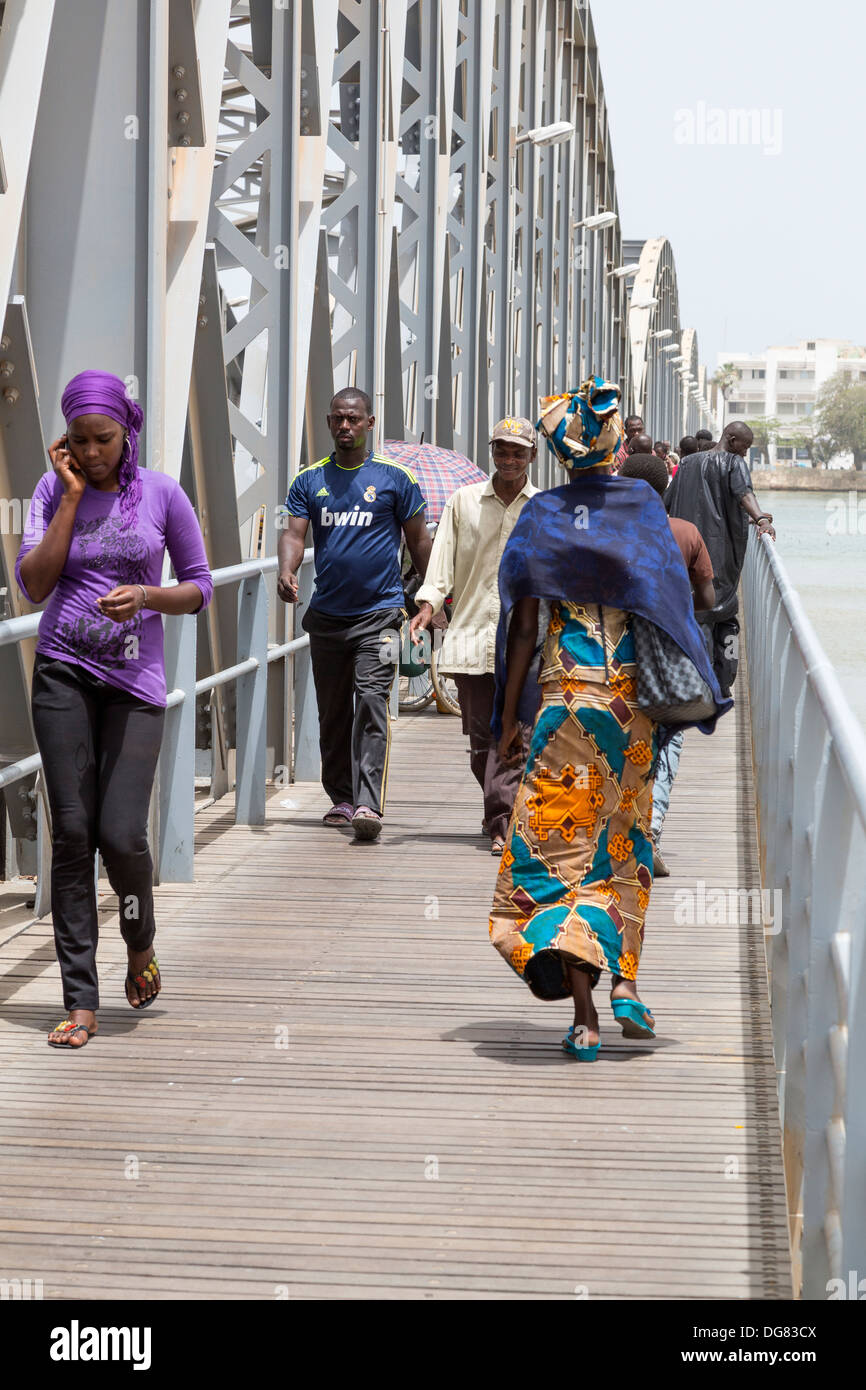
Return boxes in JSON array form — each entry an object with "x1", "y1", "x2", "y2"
[{"x1": 0, "y1": 675, "x2": 791, "y2": 1299}]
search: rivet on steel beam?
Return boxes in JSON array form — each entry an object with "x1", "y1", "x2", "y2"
[
  {"x1": 3, "y1": 386, "x2": 20, "y2": 404},
  {"x1": 177, "y1": 111, "x2": 191, "y2": 126},
  {"x1": 172, "y1": 65, "x2": 186, "y2": 79},
  {"x1": 0, "y1": 335, "x2": 9, "y2": 351},
  {"x1": 0, "y1": 360, "x2": 14, "y2": 377},
  {"x1": 175, "y1": 88, "x2": 188, "y2": 102},
  {"x1": 179, "y1": 136, "x2": 191, "y2": 147},
  {"x1": 198, "y1": 315, "x2": 208, "y2": 328}
]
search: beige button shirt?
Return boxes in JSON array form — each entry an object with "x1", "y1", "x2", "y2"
[{"x1": 415, "y1": 476, "x2": 539, "y2": 675}]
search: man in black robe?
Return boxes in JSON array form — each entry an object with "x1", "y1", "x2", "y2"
[{"x1": 664, "y1": 421, "x2": 775, "y2": 696}]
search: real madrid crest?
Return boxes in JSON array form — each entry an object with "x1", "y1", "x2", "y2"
[{"x1": 363, "y1": 485, "x2": 377, "y2": 502}]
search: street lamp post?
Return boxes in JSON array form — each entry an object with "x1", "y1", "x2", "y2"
[
  {"x1": 507, "y1": 120, "x2": 575, "y2": 414},
  {"x1": 573, "y1": 208, "x2": 618, "y2": 380}
]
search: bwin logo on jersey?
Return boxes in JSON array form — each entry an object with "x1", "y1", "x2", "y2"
[{"x1": 320, "y1": 503, "x2": 373, "y2": 528}]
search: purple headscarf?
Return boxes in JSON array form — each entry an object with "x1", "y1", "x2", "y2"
[{"x1": 60, "y1": 370, "x2": 144, "y2": 529}]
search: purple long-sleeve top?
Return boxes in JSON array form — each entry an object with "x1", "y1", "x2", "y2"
[{"x1": 15, "y1": 470, "x2": 213, "y2": 707}]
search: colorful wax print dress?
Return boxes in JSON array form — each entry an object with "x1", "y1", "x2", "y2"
[{"x1": 489, "y1": 601, "x2": 657, "y2": 1000}]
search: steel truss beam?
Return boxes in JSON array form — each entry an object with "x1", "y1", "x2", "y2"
[{"x1": 0, "y1": 0, "x2": 714, "y2": 799}]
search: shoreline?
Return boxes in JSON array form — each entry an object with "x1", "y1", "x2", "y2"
[{"x1": 750, "y1": 467, "x2": 866, "y2": 491}]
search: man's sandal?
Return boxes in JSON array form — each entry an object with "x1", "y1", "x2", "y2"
[
  {"x1": 323, "y1": 802, "x2": 353, "y2": 826},
  {"x1": 352, "y1": 806, "x2": 382, "y2": 841},
  {"x1": 47, "y1": 1018, "x2": 97, "y2": 1049},
  {"x1": 125, "y1": 955, "x2": 160, "y2": 1009}
]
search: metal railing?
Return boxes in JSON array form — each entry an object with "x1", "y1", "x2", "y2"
[
  {"x1": 0, "y1": 549, "x2": 317, "y2": 905},
  {"x1": 742, "y1": 528, "x2": 866, "y2": 1300}
]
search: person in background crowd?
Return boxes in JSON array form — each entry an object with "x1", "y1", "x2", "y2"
[
  {"x1": 622, "y1": 430, "x2": 656, "y2": 464},
  {"x1": 15, "y1": 370, "x2": 214, "y2": 1049},
  {"x1": 665, "y1": 421, "x2": 775, "y2": 698},
  {"x1": 278, "y1": 387, "x2": 431, "y2": 842},
  {"x1": 613, "y1": 414, "x2": 644, "y2": 471},
  {"x1": 653, "y1": 440, "x2": 675, "y2": 479},
  {"x1": 694, "y1": 428, "x2": 715, "y2": 451},
  {"x1": 626, "y1": 432, "x2": 655, "y2": 461},
  {"x1": 620, "y1": 452, "x2": 716, "y2": 876},
  {"x1": 409, "y1": 418, "x2": 539, "y2": 855},
  {"x1": 679, "y1": 435, "x2": 700, "y2": 458},
  {"x1": 488, "y1": 377, "x2": 730, "y2": 1062}
]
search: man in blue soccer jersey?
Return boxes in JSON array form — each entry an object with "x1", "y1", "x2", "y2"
[{"x1": 278, "y1": 387, "x2": 432, "y2": 842}]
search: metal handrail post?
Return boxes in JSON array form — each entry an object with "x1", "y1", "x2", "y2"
[
  {"x1": 292, "y1": 555, "x2": 319, "y2": 782},
  {"x1": 33, "y1": 775, "x2": 52, "y2": 920},
  {"x1": 235, "y1": 569, "x2": 268, "y2": 825},
  {"x1": 743, "y1": 528, "x2": 866, "y2": 1299},
  {"x1": 842, "y1": 916, "x2": 866, "y2": 1288},
  {"x1": 802, "y1": 749, "x2": 854, "y2": 1298},
  {"x1": 157, "y1": 612, "x2": 197, "y2": 883}
]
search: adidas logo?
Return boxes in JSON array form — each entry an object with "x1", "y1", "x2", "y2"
[
  {"x1": 316, "y1": 486, "x2": 329, "y2": 497},
  {"x1": 320, "y1": 503, "x2": 373, "y2": 528}
]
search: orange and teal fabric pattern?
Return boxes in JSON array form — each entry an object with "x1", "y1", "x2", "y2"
[{"x1": 489, "y1": 601, "x2": 656, "y2": 1000}]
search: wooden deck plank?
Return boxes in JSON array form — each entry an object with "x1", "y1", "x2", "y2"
[{"x1": 0, "y1": 668, "x2": 792, "y2": 1299}]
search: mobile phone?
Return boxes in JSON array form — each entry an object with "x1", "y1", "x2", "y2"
[{"x1": 59, "y1": 435, "x2": 82, "y2": 471}]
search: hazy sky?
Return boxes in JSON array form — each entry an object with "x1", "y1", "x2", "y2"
[{"x1": 590, "y1": 0, "x2": 866, "y2": 367}]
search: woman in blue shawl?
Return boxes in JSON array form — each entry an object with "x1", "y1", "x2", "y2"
[{"x1": 488, "y1": 377, "x2": 731, "y2": 1061}]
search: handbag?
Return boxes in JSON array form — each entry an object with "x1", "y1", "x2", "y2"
[{"x1": 630, "y1": 615, "x2": 716, "y2": 724}]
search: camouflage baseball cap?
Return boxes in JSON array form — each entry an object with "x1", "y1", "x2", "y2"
[{"x1": 490, "y1": 415, "x2": 537, "y2": 448}]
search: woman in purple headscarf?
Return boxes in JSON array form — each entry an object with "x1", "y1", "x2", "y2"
[{"x1": 16, "y1": 371, "x2": 213, "y2": 1048}]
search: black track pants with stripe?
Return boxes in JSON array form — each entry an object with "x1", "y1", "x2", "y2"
[{"x1": 303, "y1": 605, "x2": 403, "y2": 815}]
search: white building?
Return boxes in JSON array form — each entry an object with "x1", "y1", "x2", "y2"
[{"x1": 715, "y1": 339, "x2": 866, "y2": 466}]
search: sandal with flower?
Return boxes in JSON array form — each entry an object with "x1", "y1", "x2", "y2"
[
  {"x1": 47, "y1": 1016, "x2": 98, "y2": 1049},
  {"x1": 125, "y1": 953, "x2": 161, "y2": 1009}
]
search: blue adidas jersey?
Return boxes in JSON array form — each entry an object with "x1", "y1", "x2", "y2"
[{"x1": 285, "y1": 450, "x2": 426, "y2": 617}]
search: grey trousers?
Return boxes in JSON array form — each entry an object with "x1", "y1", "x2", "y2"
[
  {"x1": 303, "y1": 605, "x2": 403, "y2": 815},
  {"x1": 453, "y1": 672, "x2": 528, "y2": 841}
]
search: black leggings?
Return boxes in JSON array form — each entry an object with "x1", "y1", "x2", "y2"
[{"x1": 31, "y1": 655, "x2": 165, "y2": 1012}]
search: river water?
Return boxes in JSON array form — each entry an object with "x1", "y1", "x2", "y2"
[{"x1": 758, "y1": 489, "x2": 866, "y2": 733}]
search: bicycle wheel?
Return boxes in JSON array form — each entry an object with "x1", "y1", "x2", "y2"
[
  {"x1": 398, "y1": 670, "x2": 435, "y2": 711},
  {"x1": 431, "y1": 649, "x2": 461, "y2": 715}
]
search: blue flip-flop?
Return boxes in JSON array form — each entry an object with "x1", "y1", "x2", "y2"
[
  {"x1": 611, "y1": 997, "x2": 655, "y2": 1039},
  {"x1": 562, "y1": 1030, "x2": 601, "y2": 1062}
]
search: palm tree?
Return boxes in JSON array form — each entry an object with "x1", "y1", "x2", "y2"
[{"x1": 712, "y1": 362, "x2": 740, "y2": 431}]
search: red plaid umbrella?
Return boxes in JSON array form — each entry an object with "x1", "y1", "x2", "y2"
[{"x1": 383, "y1": 439, "x2": 487, "y2": 524}]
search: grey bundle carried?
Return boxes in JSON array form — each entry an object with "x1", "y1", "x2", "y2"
[{"x1": 630, "y1": 615, "x2": 716, "y2": 724}]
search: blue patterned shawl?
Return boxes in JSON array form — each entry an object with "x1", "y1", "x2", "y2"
[{"x1": 493, "y1": 475, "x2": 733, "y2": 736}]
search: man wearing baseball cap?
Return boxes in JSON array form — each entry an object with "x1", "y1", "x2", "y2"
[{"x1": 410, "y1": 417, "x2": 539, "y2": 854}]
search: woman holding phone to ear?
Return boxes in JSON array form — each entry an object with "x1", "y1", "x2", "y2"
[{"x1": 15, "y1": 370, "x2": 213, "y2": 1049}]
